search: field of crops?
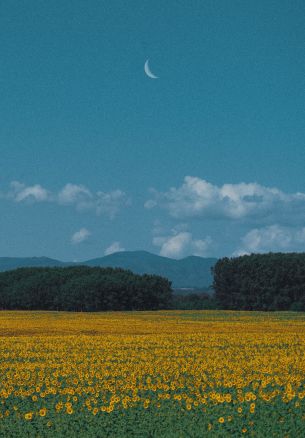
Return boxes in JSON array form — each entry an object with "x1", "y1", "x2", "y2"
[{"x1": 0, "y1": 310, "x2": 304, "y2": 437}]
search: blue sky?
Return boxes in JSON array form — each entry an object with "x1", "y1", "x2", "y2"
[{"x1": 1, "y1": 0, "x2": 305, "y2": 260}]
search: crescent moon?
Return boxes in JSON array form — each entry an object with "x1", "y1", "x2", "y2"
[{"x1": 144, "y1": 59, "x2": 159, "y2": 79}]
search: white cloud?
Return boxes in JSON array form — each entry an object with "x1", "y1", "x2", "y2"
[
  {"x1": 9, "y1": 181, "x2": 50, "y2": 202},
  {"x1": 234, "y1": 225, "x2": 305, "y2": 256},
  {"x1": 58, "y1": 184, "x2": 129, "y2": 217},
  {"x1": 153, "y1": 231, "x2": 212, "y2": 259},
  {"x1": 95, "y1": 190, "x2": 130, "y2": 219},
  {"x1": 4, "y1": 181, "x2": 129, "y2": 218},
  {"x1": 58, "y1": 183, "x2": 93, "y2": 205},
  {"x1": 71, "y1": 228, "x2": 91, "y2": 244},
  {"x1": 145, "y1": 176, "x2": 305, "y2": 223},
  {"x1": 144, "y1": 199, "x2": 157, "y2": 209},
  {"x1": 151, "y1": 221, "x2": 188, "y2": 237},
  {"x1": 104, "y1": 241, "x2": 125, "y2": 256}
]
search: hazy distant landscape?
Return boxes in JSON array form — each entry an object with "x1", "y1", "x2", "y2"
[
  {"x1": 0, "y1": 251, "x2": 217, "y2": 289},
  {"x1": 1, "y1": 251, "x2": 305, "y2": 312}
]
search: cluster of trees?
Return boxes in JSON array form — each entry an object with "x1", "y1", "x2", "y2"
[
  {"x1": 3, "y1": 252, "x2": 305, "y2": 312},
  {"x1": 171, "y1": 293, "x2": 217, "y2": 310},
  {"x1": 213, "y1": 253, "x2": 305, "y2": 311},
  {"x1": 0, "y1": 266, "x2": 172, "y2": 311}
]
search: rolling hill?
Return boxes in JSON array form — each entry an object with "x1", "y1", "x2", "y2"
[
  {"x1": 0, "y1": 251, "x2": 217, "y2": 288},
  {"x1": 0, "y1": 256, "x2": 68, "y2": 271}
]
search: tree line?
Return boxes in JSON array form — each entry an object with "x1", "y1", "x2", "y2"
[
  {"x1": 171, "y1": 292, "x2": 217, "y2": 310},
  {"x1": 2, "y1": 253, "x2": 305, "y2": 312},
  {"x1": 0, "y1": 266, "x2": 172, "y2": 311},
  {"x1": 213, "y1": 253, "x2": 305, "y2": 311}
]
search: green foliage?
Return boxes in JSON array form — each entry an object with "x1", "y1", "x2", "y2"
[
  {"x1": 171, "y1": 293, "x2": 217, "y2": 310},
  {"x1": 0, "y1": 401, "x2": 304, "y2": 437},
  {"x1": 213, "y1": 253, "x2": 305, "y2": 311},
  {"x1": 0, "y1": 252, "x2": 218, "y2": 289},
  {"x1": 0, "y1": 266, "x2": 172, "y2": 311}
]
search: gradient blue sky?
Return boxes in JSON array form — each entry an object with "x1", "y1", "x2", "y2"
[{"x1": 1, "y1": 0, "x2": 305, "y2": 260}]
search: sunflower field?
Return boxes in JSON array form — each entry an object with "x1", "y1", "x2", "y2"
[{"x1": 0, "y1": 310, "x2": 304, "y2": 437}]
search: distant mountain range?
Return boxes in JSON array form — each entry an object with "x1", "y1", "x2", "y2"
[{"x1": 0, "y1": 251, "x2": 217, "y2": 288}]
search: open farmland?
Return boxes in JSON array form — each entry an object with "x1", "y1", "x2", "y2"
[{"x1": 0, "y1": 311, "x2": 304, "y2": 437}]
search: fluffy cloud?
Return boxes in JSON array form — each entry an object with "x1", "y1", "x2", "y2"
[
  {"x1": 58, "y1": 183, "x2": 92, "y2": 205},
  {"x1": 9, "y1": 181, "x2": 50, "y2": 202},
  {"x1": 104, "y1": 241, "x2": 125, "y2": 256},
  {"x1": 153, "y1": 231, "x2": 212, "y2": 259},
  {"x1": 145, "y1": 176, "x2": 305, "y2": 223},
  {"x1": 58, "y1": 184, "x2": 128, "y2": 218},
  {"x1": 234, "y1": 225, "x2": 305, "y2": 256},
  {"x1": 71, "y1": 228, "x2": 91, "y2": 244},
  {"x1": 95, "y1": 190, "x2": 129, "y2": 219},
  {"x1": 4, "y1": 181, "x2": 129, "y2": 218}
]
